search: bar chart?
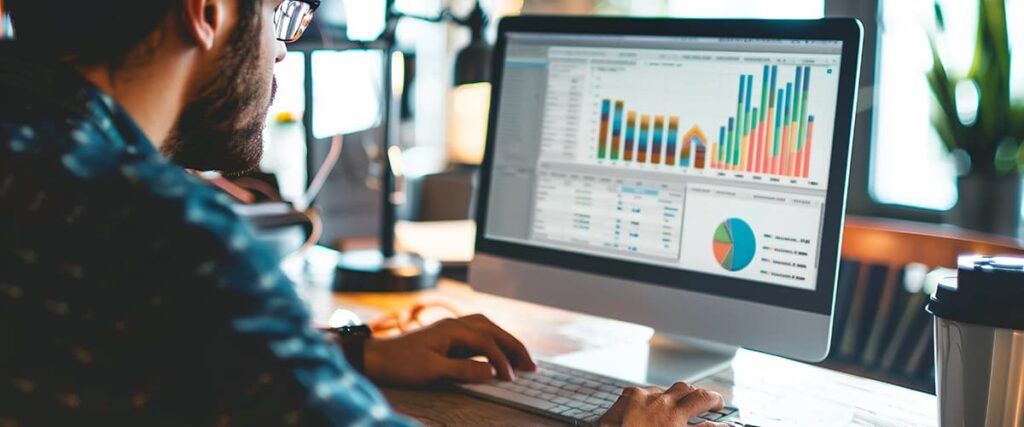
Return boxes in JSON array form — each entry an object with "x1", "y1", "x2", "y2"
[
  {"x1": 709, "y1": 65, "x2": 817, "y2": 179},
  {"x1": 596, "y1": 99, "x2": 706, "y2": 170}
]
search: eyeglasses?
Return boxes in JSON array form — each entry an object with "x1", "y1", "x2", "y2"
[{"x1": 274, "y1": 0, "x2": 320, "y2": 43}]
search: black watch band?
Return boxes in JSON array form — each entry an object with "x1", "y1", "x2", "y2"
[{"x1": 332, "y1": 324, "x2": 372, "y2": 373}]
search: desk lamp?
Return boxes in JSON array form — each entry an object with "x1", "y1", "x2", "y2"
[{"x1": 333, "y1": 0, "x2": 491, "y2": 292}]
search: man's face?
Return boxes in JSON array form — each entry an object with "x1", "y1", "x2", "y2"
[{"x1": 161, "y1": 0, "x2": 288, "y2": 175}]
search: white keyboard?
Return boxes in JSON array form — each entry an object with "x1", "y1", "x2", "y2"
[{"x1": 457, "y1": 360, "x2": 740, "y2": 426}]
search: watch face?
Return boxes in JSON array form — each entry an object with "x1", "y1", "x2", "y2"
[
  {"x1": 327, "y1": 309, "x2": 363, "y2": 327},
  {"x1": 334, "y1": 324, "x2": 372, "y2": 337}
]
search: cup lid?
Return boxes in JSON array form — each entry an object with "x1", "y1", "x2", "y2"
[{"x1": 926, "y1": 255, "x2": 1024, "y2": 330}]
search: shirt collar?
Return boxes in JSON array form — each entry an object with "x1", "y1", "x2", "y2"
[{"x1": 0, "y1": 42, "x2": 160, "y2": 159}]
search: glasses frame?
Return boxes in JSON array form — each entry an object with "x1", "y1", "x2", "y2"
[{"x1": 274, "y1": 0, "x2": 321, "y2": 43}]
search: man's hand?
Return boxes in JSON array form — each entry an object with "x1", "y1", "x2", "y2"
[
  {"x1": 362, "y1": 314, "x2": 537, "y2": 387},
  {"x1": 598, "y1": 382, "x2": 731, "y2": 427}
]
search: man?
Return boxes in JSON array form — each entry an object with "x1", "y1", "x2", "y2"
[{"x1": 0, "y1": 0, "x2": 729, "y2": 425}]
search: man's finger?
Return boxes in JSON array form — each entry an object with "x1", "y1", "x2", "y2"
[
  {"x1": 461, "y1": 315, "x2": 537, "y2": 371},
  {"x1": 676, "y1": 388, "x2": 725, "y2": 419},
  {"x1": 664, "y1": 381, "x2": 698, "y2": 401},
  {"x1": 443, "y1": 319, "x2": 516, "y2": 381},
  {"x1": 439, "y1": 358, "x2": 496, "y2": 383}
]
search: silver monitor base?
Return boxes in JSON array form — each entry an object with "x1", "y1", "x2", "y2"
[
  {"x1": 645, "y1": 334, "x2": 737, "y2": 385},
  {"x1": 546, "y1": 332, "x2": 737, "y2": 386}
]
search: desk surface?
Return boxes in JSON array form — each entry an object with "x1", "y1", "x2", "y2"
[{"x1": 287, "y1": 249, "x2": 937, "y2": 426}]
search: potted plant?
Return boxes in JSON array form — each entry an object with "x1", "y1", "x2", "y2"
[{"x1": 928, "y1": 0, "x2": 1024, "y2": 237}]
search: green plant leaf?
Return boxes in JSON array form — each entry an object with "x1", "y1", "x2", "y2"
[
  {"x1": 933, "y1": 1, "x2": 946, "y2": 30},
  {"x1": 926, "y1": 35, "x2": 963, "y2": 151},
  {"x1": 969, "y1": 0, "x2": 1011, "y2": 139},
  {"x1": 995, "y1": 138, "x2": 1019, "y2": 173}
]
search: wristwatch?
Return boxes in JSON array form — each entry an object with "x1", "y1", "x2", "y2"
[{"x1": 332, "y1": 324, "x2": 373, "y2": 373}]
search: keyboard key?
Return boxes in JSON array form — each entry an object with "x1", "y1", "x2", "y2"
[
  {"x1": 688, "y1": 417, "x2": 705, "y2": 425},
  {"x1": 552, "y1": 396, "x2": 571, "y2": 405},
  {"x1": 538, "y1": 392, "x2": 558, "y2": 401},
  {"x1": 700, "y1": 412, "x2": 723, "y2": 421},
  {"x1": 562, "y1": 409, "x2": 585, "y2": 419},
  {"x1": 565, "y1": 400, "x2": 586, "y2": 409},
  {"x1": 550, "y1": 405, "x2": 573, "y2": 415},
  {"x1": 718, "y1": 406, "x2": 738, "y2": 415}
]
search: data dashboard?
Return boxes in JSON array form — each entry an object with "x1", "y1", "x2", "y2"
[{"x1": 485, "y1": 33, "x2": 843, "y2": 292}]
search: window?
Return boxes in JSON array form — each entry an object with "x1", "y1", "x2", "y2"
[
  {"x1": 665, "y1": 0, "x2": 824, "y2": 18},
  {"x1": 597, "y1": 0, "x2": 824, "y2": 19},
  {"x1": 870, "y1": 0, "x2": 1024, "y2": 210},
  {"x1": 310, "y1": 50, "x2": 384, "y2": 139}
]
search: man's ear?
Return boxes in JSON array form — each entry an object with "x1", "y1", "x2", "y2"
[{"x1": 180, "y1": 0, "x2": 224, "y2": 51}]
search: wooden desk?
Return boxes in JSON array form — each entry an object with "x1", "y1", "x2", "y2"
[{"x1": 287, "y1": 249, "x2": 938, "y2": 426}]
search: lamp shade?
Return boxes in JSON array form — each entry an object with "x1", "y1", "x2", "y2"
[{"x1": 453, "y1": 38, "x2": 491, "y2": 85}]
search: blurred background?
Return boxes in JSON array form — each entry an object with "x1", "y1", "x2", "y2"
[
  {"x1": 4, "y1": 0, "x2": 1020, "y2": 245},
  {"x1": 248, "y1": 0, "x2": 1024, "y2": 245}
]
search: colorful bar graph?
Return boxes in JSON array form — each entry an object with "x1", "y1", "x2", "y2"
[
  {"x1": 802, "y1": 116, "x2": 815, "y2": 178},
  {"x1": 624, "y1": 111, "x2": 637, "y2": 161},
  {"x1": 711, "y1": 65, "x2": 816, "y2": 179},
  {"x1": 666, "y1": 117, "x2": 680, "y2": 166},
  {"x1": 740, "y1": 74, "x2": 753, "y2": 170},
  {"x1": 695, "y1": 143, "x2": 707, "y2": 169},
  {"x1": 652, "y1": 116, "x2": 664, "y2": 164},
  {"x1": 772, "y1": 88, "x2": 784, "y2": 175},
  {"x1": 763, "y1": 66, "x2": 778, "y2": 174},
  {"x1": 781, "y1": 82, "x2": 792, "y2": 176},
  {"x1": 681, "y1": 126, "x2": 708, "y2": 169},
  {"x1": 717, "y1": 126, "x2": 726, "y2": 169},
  {"x1": 598, "y1": 99, "x2": 611, "y2": 159},
  {"x1": 726, "y1": 118, "x2": 734, "y2": 168},
  {"x1": 610, "y1": 101, "x2": 624, "y2": 160},
  {"x1": 638, "y1": 115, "x2": 650, "y2": 163},
  {"x1": 753, "y1": 65, "x2": 768, "y2": 173}
]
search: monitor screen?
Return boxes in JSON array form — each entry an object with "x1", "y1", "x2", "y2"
[{"x1": 484, "y1": 32, "x2": 843, "y2": 293}]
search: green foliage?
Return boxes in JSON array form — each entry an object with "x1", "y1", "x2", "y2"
[{"x1": 928, "y1": 0, "x2": 1024, "y2": 175}]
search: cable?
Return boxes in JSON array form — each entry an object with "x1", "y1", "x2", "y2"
[
  {"x1": 366, "y1": 301, "x2": 463, "y2": 334},
  {"x1": 300, "y1": 134, "x2": 343, "y2": 209},
  {"x1": 287, "y1": 207, "x2": 323, "y2": 260}
]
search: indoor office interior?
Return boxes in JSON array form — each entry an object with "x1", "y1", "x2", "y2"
[{"x1": 2, "y1": 0, "x2": 1023, "y2": 425}]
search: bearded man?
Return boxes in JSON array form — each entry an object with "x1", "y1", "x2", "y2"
[{"x1": 0, "y1": 1, "x2": 728, "y2": 426}]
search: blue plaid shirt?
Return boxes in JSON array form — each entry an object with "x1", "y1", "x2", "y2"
[{"x1": 0, "y1": 49, "x2": 415, "y2": 426}]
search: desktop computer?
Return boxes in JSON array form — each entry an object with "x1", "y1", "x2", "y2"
[{"x1": 463, "y1": 16, "x2": 863, "y2": 425}]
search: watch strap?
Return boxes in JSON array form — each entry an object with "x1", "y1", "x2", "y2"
[{"x1": 332, "y1": 324, "x2": 372, "y2": 373}]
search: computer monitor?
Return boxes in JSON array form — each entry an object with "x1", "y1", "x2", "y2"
[{"x1": 470, "y1": 17, "x2": 863, "y2": 364}]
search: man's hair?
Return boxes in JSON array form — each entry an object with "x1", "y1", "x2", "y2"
[{"x1": 7, "y1": 0, "x2": 257, "y2": 66}]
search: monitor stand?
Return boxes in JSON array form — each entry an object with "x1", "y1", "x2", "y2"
[
  {"x1": 644, "y1": 333, "x2": 737, "y2": 385},
  {"x1": 548, "y1": 332, "x2": 737, "y2": 386}
]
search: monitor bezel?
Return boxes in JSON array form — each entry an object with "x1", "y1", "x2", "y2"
[{"x1": 474, "y1": 16, "x2": 863, "y2": 316}]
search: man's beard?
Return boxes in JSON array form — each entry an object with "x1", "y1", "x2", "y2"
[{"x1": 161, "y1": 19, "x2": 273, "y2": 175}]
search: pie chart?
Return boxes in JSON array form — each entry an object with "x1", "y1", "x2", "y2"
[{"x1": 713, "y1": 218, "x2": 756, "y2": 272}]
